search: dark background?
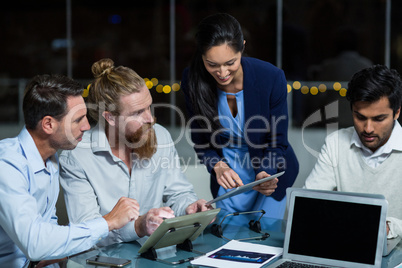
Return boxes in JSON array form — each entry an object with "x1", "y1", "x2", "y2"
[{"x1": 1, "y1": 0, "x2": 402, "y2": 127}]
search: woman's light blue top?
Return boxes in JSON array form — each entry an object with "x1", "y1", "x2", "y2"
[{"x1": 217, "y1": 89, "x2": 286, "y2": 218}]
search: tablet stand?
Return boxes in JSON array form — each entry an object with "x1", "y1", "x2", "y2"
[
  {"x1": 140, "y1": 223, "x2": 206, "y2": 265},
  {"x1": 211, "y1": 210, "x2": 270, "y2": 241}
]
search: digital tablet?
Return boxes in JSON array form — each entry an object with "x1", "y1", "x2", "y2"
[
  {"x1": 205, "y1": 171, "x2": 285, "y2": 205},
  {"x1": 138, "y1": 208, "x2": 221, "y2": 254}
]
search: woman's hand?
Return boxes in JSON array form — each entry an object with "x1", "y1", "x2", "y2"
[
  {"x1": 253, "y1": 171, "x2": 278, "y2": 196},
  {"x1": 213, "y1": 161, "x2": 244, "y2": 189}
]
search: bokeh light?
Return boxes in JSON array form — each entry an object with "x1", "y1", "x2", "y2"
[
  {"x1": 172, "y1": 83, "x2": 180, "y2": 91},
  {"x1": 333, "y1": 82, "x2": 342, "y2": 91},
  {"x1": 163, "y1": 85, "x2": 171, "y2": 94},
  {"x1": 145, "y1": 81, "x2": 153, "y2": 89},
  {"x1": 310, "y1": 86, "x2": 318, "y2": 95},
  {"x1": 151, "y1": 78, "x2": 158, "y2": 85},
  {"x1": 156, "y1": 84, "x2": 163, "y2": 93},
  {"x1": 318, "y1": 84, "x2": 327, "y2": 92},
  {"x1": 301, "y1": 86, "x2": 309, "y2": 94},
  {"x1": 133, "y1": 78, "x2": 350, "y2": 97},
  {"x1": 293, "y1": 81, "x2": 301, "y2": 90},
  {"x1": 339, "y1": 88, "x2": 347, "y2": 97}
]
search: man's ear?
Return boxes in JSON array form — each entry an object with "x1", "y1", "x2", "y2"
[
  {"x1": 394, "y1": 108, "x2": 401, "y2": 120},
  {"x1": 102, "y1": 111, "x2": 116, "y2": 126},
  {"x1": 40, "y1": 116, "x2": 57, "y2": 135}
]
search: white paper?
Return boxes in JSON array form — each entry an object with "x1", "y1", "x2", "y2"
[{"x1": 191, "y1": 240, "x2": 283, "y2": 268}]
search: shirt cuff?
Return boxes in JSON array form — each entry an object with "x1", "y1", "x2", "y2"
[
  {"x1": 85, "y1": 217, "x2": 109, "y2": 243},
  {"x1": 387, "y1": 220, "x2": 398, "y2": 239},
  {"x1": 118, "y1": 220, "x2": 140, "y2": 242}
]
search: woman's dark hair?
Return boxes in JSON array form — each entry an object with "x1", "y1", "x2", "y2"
[
  {"x1": 346, "y1": 65, "x2": 402, "y2": 116},
  {"x1": 23, "y1": 74, "x2": 83, "y2": 130},
  {"x1": 188, "y1": 13, "x2": 244, "y2": 129}
]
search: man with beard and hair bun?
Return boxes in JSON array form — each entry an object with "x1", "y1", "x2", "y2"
[{"x1": 60, "y1": 58, "x2": 211, "y2": 247}]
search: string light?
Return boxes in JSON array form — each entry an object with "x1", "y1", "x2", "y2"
[
  {"x1": 172, "y1": 83, "x2": 180, "y2": 91},
  {"x1": 339, "y1": 88, "x2": 347, "y2": 97},
  {"x1": 301, "y1": 86, "x2": 309, "y2": 94},
  {"x1": 144, "y1": 78, "x2": 348, "y2": 98},
  {"x1": 286, "y1": 81, "x2": 348, "y2": 97},
  {"x1": 156, "y1": 84, "x2": 163, "y2": 93},
  {"x1": 310, "y1": 86, "x2": 318, "y2": 95},
  {"x1": 145, "y1": 80, "x2": 153, "y2": 89},
  {"x1": 151, "y1": 78, "x2": 158, "y2": 85},
  {"x1": 333, "y1": 82, "x2": 342, "y2": 91},
  {"x1": 163, "y1": 85, "x2": 171, "y2": 94},
  {"x1": 293, "y1": 81, "x2": 301, "y2": 90}
]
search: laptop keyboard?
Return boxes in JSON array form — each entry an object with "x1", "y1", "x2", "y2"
[{"x1": 277, "y1": 261, "x2": 328, "y2": 268}]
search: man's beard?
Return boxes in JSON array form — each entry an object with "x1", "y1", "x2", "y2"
[{"x1": 126, "y1": 122, "x2": 157, "y2": 159}]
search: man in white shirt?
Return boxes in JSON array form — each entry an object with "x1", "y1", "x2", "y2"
[
  {"x1": 60, "y1": 58, "x2": 211, "y2": 247},
  {"x1": 0, "y1": 74, "x2": 140, "y2": 268},
  {"x1": 305, "y1": 64, "x2": 402, "y2": 238}
]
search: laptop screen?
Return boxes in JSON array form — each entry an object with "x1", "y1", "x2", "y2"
[{"x1": 287, "y1": 195, "x2": 383, "y2": 266}]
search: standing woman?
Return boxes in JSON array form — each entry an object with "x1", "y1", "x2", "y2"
[{"x1": 181, "y1": 13, "x2": 299, "y2": 218}]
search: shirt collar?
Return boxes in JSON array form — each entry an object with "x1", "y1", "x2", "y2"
[
  {"x1": 91, "y1": 123, "x2": 113, "y2": 154},
  {"x1": 18, "y1": 126, "x2": 59, "y2": 174},
  {"x1": 90, "y1": 123, "x2": 127, "y2": 164},
  {"x1": 351, "y1": 120, "x2": 402, "y2": 155}
]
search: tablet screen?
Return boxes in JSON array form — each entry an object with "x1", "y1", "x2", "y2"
[{"x1": 206, "y1": 171, "x2": 285, "y2": 205}]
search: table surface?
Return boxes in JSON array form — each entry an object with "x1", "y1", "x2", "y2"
[{"x1": 64, "y1": 210, "x2": 402, "y2": 268}]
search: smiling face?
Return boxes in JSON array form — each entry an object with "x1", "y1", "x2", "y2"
[
  {"x1": 202, "y1": 43, "x2": 243, "y2": 89},
  {"x1": 352, "y1": 96, "x2": 400, "y2": 152}
]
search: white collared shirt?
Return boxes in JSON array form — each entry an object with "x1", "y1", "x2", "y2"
[{"x1": 351, "y1": 121, "x2": 402, "y2": 168}]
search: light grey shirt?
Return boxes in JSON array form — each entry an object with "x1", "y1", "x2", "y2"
[
  {"x1": 304, "y1": 124, "x2": 402, "y2": 238},
  {"x1": 350, "y1": 121, "x2": 402, "y2": 168},
  {"x1": 59, "y1": 123, "x2": 198, "y2": 246}
]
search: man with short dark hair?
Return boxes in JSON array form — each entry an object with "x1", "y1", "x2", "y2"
[
  {"x1": 0, "y1": 74, "x2": 140, "y2": 267},
  {"x1": 305, "y1": 65, "x2": 402, "y2": 238}
]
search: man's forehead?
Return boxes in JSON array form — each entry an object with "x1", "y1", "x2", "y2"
[
  {"x1": 119, "y1": 87, "x2": 152, "y2": 112},
  {"x1": 66, "y1": 95, "x2": 87, "y2": 116},
  {"x1": 352, "y1": 97, "x2": 392, "y2": 114}
]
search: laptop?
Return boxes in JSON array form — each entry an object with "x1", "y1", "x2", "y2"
[{"x1": 268, "y1": 188, "x2": 389, "y2": 268}]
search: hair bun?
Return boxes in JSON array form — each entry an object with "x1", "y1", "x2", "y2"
[{"x1": 91, "y1": 58, "x2": 115, "y2": 78}]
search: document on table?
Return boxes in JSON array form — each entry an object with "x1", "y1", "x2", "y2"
[{"x1": 191, "y1": 240, "x2": 283, "y2": 268}]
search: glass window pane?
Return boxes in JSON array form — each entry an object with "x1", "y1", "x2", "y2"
[{"x1": 0, "y1": 0, "x2": 398, "y2": 127}]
